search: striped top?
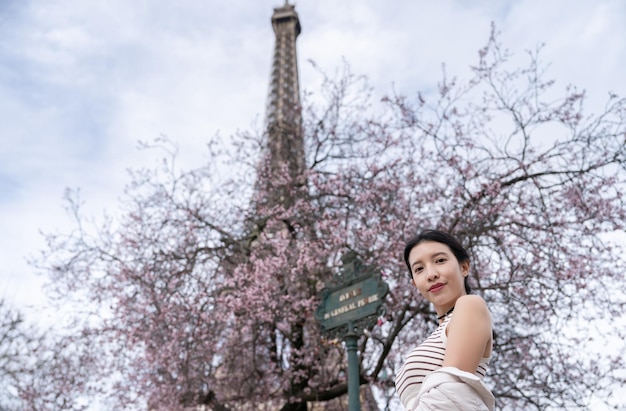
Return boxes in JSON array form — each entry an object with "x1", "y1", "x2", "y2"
[{"x1": 395, "y1": 314, "x2": 490, "y2": 408}]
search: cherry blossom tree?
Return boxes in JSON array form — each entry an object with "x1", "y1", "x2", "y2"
[
  {"x1": 0, "y1": 299, "x2": 33, "y2": 410},
  {"x1": 0, "y1": 300, "x2": 96, "y2": 411},
  {"x1": 29, "y1": 29, "x2": 626, "y2": 411}
]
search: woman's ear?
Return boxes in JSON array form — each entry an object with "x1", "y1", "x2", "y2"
[{"x1": 461, "y1": 260, "x2": 470, "y2": 277}]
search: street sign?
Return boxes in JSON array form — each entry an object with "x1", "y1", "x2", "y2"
[
  {"x1": 315, "y1": 252, "x2": 389, "y2": 338},
  {"x1": 315, "y1": 252, "x2": 389, "y2": 411},
  {"x1": 317, "y1": 275, "x2": 385, "y2": 331}
]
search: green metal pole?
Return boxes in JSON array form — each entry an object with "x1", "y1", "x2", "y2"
[{"x1": 345, "y1": 328, "x2": 361, "y2": 411}]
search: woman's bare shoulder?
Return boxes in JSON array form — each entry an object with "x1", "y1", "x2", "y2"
[{"x1": 455, "y1": 295, "x2": 490, "y2": 317}]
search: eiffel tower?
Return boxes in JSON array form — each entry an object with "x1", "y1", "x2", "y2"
[
  {"x1": 259, "y1": 4, "x2": 381, "y2": 411},
  {"x1": 258, "y1": 1, "x2": 306, "y2": 209}
]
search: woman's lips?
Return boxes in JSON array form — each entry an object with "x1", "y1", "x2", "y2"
[{"x1": 429, "y1": 283, "x2": 445, "y2": 292}]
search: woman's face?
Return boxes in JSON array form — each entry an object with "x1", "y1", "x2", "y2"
[{"x1": 408, "y1": 241, "x2": 469, "y2": 311}]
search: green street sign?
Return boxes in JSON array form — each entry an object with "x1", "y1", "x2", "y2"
[
  {"x1": 315, "y1": 252, "x2": 389, "y2": 411},
  {"x1": 315, "y1": 253, "x2": 389, "y2": 335},
  {"x1": 317, "y1": 275, "x2": 386, "y2": 331}
]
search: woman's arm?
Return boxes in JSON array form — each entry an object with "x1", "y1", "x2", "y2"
[{"x1": 442, "y1": 294, "x2": 492, "y2": 373}]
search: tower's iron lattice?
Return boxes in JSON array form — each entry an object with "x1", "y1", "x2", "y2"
[{"x1": 263, "y1": 1, "x2": 306, "y2": 197}]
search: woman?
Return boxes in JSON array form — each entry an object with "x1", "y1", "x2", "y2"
[{"x1": 395, "y1": 229, "x2": 494, "y2": 411}]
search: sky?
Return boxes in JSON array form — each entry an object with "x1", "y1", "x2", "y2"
[{"x1": 1, "y1": 0, "x2": 625, "y2": 332}]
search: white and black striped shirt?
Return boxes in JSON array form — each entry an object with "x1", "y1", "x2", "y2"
[{"x1": 395, "y1": 314, "x2": 490, "y2": 407}]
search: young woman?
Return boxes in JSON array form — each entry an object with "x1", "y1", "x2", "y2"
[{"x1": 395, "y1": 229, "x2": 494, "y2": 411}]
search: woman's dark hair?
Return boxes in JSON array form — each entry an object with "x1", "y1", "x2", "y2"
[{"x1": 403, "y1": 229, "x2": 472, "y2": 294}]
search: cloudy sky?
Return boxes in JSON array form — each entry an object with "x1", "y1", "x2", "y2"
[{"x1": 1, "y1": 0, "x2": 625, "y2": 324}]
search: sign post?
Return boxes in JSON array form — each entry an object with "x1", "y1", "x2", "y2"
[
  {"x1": 345, "y1": 327, "x2": 360, "y2": 411},
  {"x1": 315, "y1": 252, "x2": 389, "y2": 411}
]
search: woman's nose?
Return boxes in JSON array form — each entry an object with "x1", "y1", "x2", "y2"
[{"x1": 426, "y1": 265, "x2": 439, "y2": 280}]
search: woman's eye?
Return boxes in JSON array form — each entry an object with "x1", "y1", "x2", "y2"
[
  {"x1": 414, "y1": 267, "x2": 423, "y2": 274},
  {"x1": 436, "y1": 258, "x2": 446, "y2": 263}
]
